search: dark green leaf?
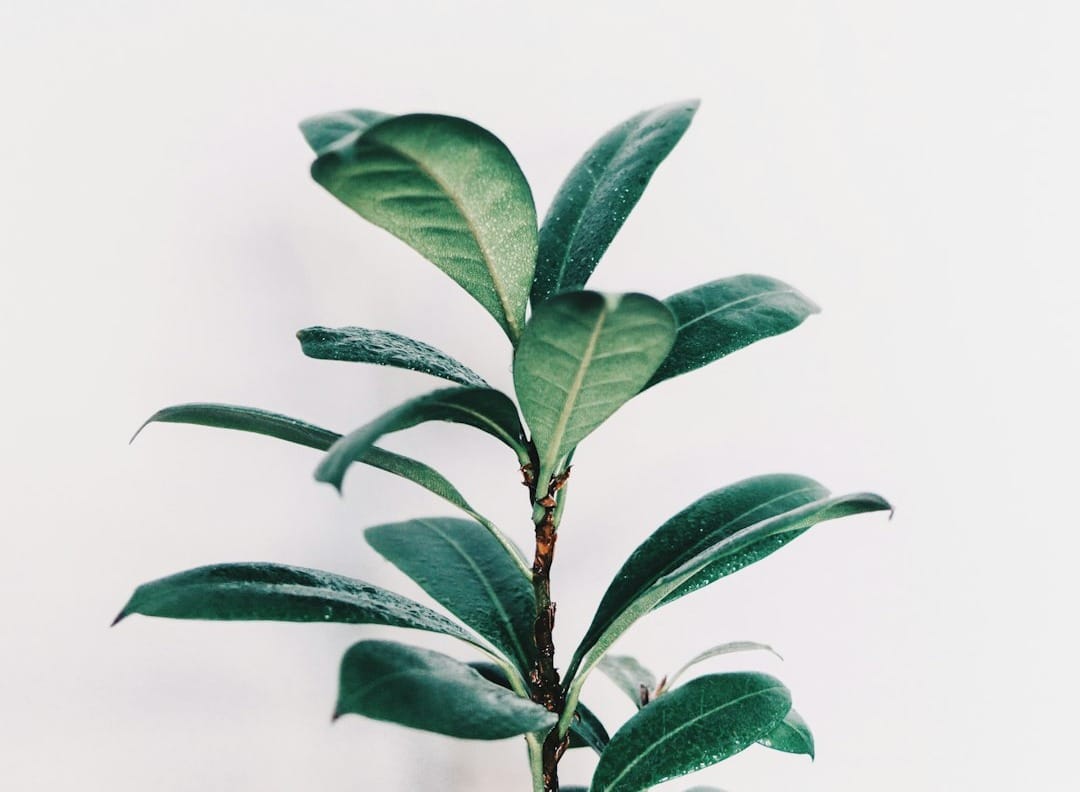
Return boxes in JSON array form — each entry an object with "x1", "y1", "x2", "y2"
[
  {"x1": 596, "y1": 655, "x2": 657, "y2": 709},
  {"x1": 758, "y1": 708, "x2": 814, "y2": 758},
  {"x1": 667, "y1": 641, "x2": 782, "y2": 688},
  {"x1": 590, "y1": 672, "x2": 791, "y2": 791},
  {"x1": 335, "y1": 640, "x2": 555, "y2": 740},
  {"x1": 646, "y1": 275, "x2": 820, "y2": 388},
  {"x1": 113, "y1": 562, "x2": 482, "y2": 647},
  {"x1": 532, "y1": 100, "x2": 699, "y2": 305},
  {"x1": 296, "y1": 326, "x2": 488, "y2": 387},
  {"x1": 562, "y1": 479, "x2": 890, "y2": 723},
  {"x1": 311, "y1": 114, "x2": 537, "y2": 342},
  {"x1": 513, "y1": 292, "x2": 675, "y2": 486},
  {"x1": 299, "y1": 109, "x2": 393, "y2": 155},
  {"x1": 366, "y1": 518, "x2": 535, "y2": 672},
  {"x1": 315, "y1": 386, "x2": 530, "y2": 492},
  {"x1": 131, "y1": 403, "x2": 521, "y2": 563},
  {"x1": 468, "y1": 662, "x2": 608, "y2": 754}
]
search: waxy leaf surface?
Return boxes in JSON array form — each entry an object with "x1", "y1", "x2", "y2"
[
  {"x1": 590, "y1": 672, "x2": 791, "y2": 791},
  {"x1": 532, "y1": 101, "x2": 699, "y2": 305},
  {"x1": 114, "y1": 563, "x2": 480, "y2": 647},
  {"x1": 647, "y1": 275, "x2": 820, "y2": 388},
  {"x1": 366, "y1": 518, "x2": 535, "y2": 672},
  {"x1": 297, "y1": 326, "x2": 488, "y2": 387},
  {"x1": 513, "y1": 291, "x2": 675, "y2": 484},
  {"x1": 758, "y1": 708, "x2": 814, "y2": 758},
  {"x1": 335, "y1": 640, "x2": 555, "y2": 740},
  {"x1": 316, "y1": 386, "x2": 529, "y2": 491},
  {"x1": 312, "y1": 114, "x2": 538, "y2": 341},
  {"x1": 299, "y1": 108, "x2": 393, "y2": 155}
]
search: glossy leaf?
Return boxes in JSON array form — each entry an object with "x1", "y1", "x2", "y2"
[
  {"x1": 561, "y1": 479, "x2": 890, "y2": 728},
  {"x1": 299, "y1": 108, "x2": 393, "y2": 155},
  {"x1": 316, "y1": 386, "x2": 530, "y2": 492},
  {"x1": 597, "y1": 655, "x2": 657, "y2": 708},
  {"x1": 532, "y1": 100, "x2": 699, "y2": 305},
  {"x1": 366, "y1": 518, "x2": 535, "y2": 671},
  {"x1": 311, "y1": 114, "x2": 538, "y2": 341},
  {"x1": 296, "y1": 325, "x2": 488, "y2": 387},
  {"x1": 513, "y1": 291, "x2": 675, "y2": 485},
  {"x1": 646, "y1": 275, "x2": 820, "y2": 388},
  {"x1": 113, "y1": 563, "x2": 482, "y2": 647},
  {"x1": 758, "y1": 708, "x2": 814, "y2": 758},
  {"x1": 667, "y1": 641, "x2": 782, "y2": 688},
  {"x1": 590, "y1": 672, "x2": 791, "y2": 791},
  {"x1": 468, "y1": 662, "x2": 609, "y2": 754},
  {"x1": 335, "y1": 640, "x2": 555, "y2": 739},
  {"x1": 131, "y1": 403, "x2": 523, "y2": 565}
]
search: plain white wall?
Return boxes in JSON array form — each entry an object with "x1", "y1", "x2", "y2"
[{"x1": 3, "y1": 1, "x2": 1078, "y2": 789}]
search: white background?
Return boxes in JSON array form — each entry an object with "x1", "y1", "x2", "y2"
[{"x1": 2, "y1": 1, "x2": 1078, "y2": 789}]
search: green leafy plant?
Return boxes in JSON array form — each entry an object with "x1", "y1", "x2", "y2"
[{"x1": 117, "y1": 100, "x2": 891, "y2": 791}]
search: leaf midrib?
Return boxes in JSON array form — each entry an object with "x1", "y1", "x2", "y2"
[
  {"x1": 674, "y1": 288, "x2": 803, "y2": 332},
  {"x1": 370, "y1": 137, "x2": 522, "y2": 339},
  {"x1": 598, "y1": 684, "x2": 786, "y2": 791}
]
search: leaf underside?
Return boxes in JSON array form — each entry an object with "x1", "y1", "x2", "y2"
[
  {"x1": 311, "y1": 113, "x2": 538, "y2": 341},
  {"x1": 758, "y1": 708, "x2": 815, "y2": 758},
  {"x1": 335, "y1": 640, "x2": 555, "y2": 740},
  {"x1": 299, "y1": 108, "x2": 394, "y2": 155},
  {"x1": 597, "y1": 654, "x2": 657, "y2": 708}
]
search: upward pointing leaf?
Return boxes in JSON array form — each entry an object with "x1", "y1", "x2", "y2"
[
  {"x1": 513, "y1": 291, "x2": 675, "y2": 485},
  {"x1": 596, "y1": 655, "x2": 657, "y2": 708},
  {"x1": 296, "y1": 326, "x2": 488, "y2": 387},
  {"x1": 113, "y1": 562, "x2": 483, "y2": 649},
  {"x1": 299, "y1": 109, "x2": 394, "y2": 155},
  {"x1": 666, "y1": 641, "x2": 782, "y2": 688},
  {"x1": 315, "y1": 386, "x2": 530, "y2": 491},
  {"x1": 532, "y1": 100, "x2": 699, "y2": 305},
  {"x1": 311, "y1": 114, "x2": 538, "y2": 342},
  {"x1": 590, "y1": 672, "x2": 791, "y2": 791},
  {"x1": 366, "y1": 518, "x2": 535, "y2": 672},
  {"x1": 335, "y1": 640, "x2": 555, "y2": 740},
  {"x1": 646, "y1": 275, "x2": 821, "y2": 388}
]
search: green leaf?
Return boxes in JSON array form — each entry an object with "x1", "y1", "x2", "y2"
[
  {"x1": 366, "y1": 518, "x2": 535, "y2": 672},
  {"x1": 296, "y1": 326, "x2": 488, "y2": 387},
  {"x1": 667, "y1": 641, "x2": 782, "y2": 688},
  {"x1": 468, "y1": 662, "x2": 609, "y2": 754},
  {"x1": 590, "y1": 672, "x2": 791, "y2": 791},
  {"x1": 531, "y1": 100, "x2": 699, "y2": 305},
  {"x1": 335, "y1": 640, "x2": 555, "y2": 740},
  {"x1": 758, "y1": 708, "x2": 814, "y2": 758},
  {"x1": 646, "y1": 275, "x2": 821, "y2": 388},
  {"x1": 560, "y1": 479, "x2": 890, "y2": 732},
  {"x1": 315, "y1": 386, "x2": 530, "y2": 492},
  {"x1": 596, "y1": 655, "x2": 657, "y2": 709},
  {"x1": 311, "y1": 114, "x2": 538, "y2": 341},
  {"x1": 299, "y1": 108, "x2": 393, "y2": 155},
  {"x1": 113, "y1": 562, "x2": 482, "y2": 648},
  {"x1": 513, "y1": 291, "x2": 675, "y2": 486}
]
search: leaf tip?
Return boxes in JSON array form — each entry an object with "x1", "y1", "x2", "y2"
[{"x1": 110, "y1": 609, "x2": 128, "y2": 627}]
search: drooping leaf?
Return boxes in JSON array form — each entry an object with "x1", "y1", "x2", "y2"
[
  {"x1": 113, "y1": 563, "x2": 484, "y2": 649},
  {"x1": 562, "y1": 479, "x2": 890, "y2": 718},
  {"x1": 532, "y1": 100, "x2": 699, "y2": 305},
  {"x1": 299, "y1": 108, "x2": 394, "y2": 155},
  {"x1": 513, "y1": 291, "x2": 675, "y2": 486},
  {"x1": 316, "y1": 386, "x2": 530, "y2": 492},
  {"x1": 468, "y1": 662, "x2": 609, "y2": 754},
  {"x1": 596, "y1": 655, "x2": 657, "y2": 709},
  {"x1": 131, "y1": 403, "x2": 523, "y2": 565},
  {"x1": 666, "y1": 641, "x2": 782, "y2": 688},
  {"x1": 335, "y1": 640, "x2": 555, "y2": 740},
  {"x1": 646, "y1": 275, "x2": 820, "y2": 388},
  {"x1": 366, "y1": 518, "x2": 535, "y2": 672},
  {"x1": 311, "y1": 114, "x2": 538, "y2": 341},
  {"x1": 296, "y1": 326, "x2": 488, "y2": 387},
  {"x1": 589, "y1": 672, "x2": 791, "y2": 791},
  {"x1": 758, "y1": 708, "x2": 814, "y2": 758}
]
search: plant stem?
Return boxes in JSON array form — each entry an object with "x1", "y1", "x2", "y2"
[{"x1": 528, "y1": 464, "x2": 570, "y2": 792}]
